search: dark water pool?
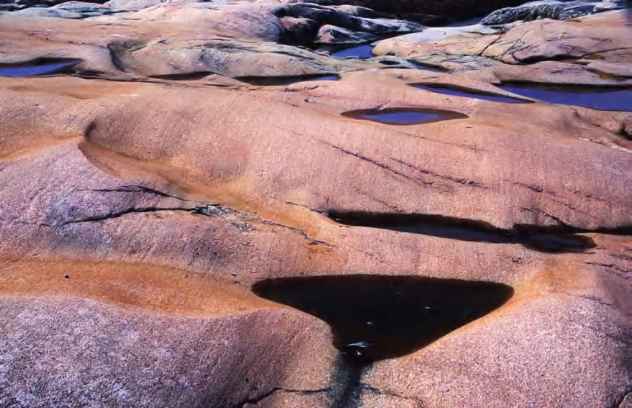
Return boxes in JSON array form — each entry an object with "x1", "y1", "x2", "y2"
[
  {"x1": 342, "y1": 107, "x2": 468, "y2": 125},
  {"x1": 253, "y1": 275, "x2": 513, "y2": 364},
  {"x1": 0, "y1": 58, "x2": 81, "y2": 77},
  {"x1": 499, "y1": 83, "x2": 632, "y2": 112},
  {"x1": 252, "y1": 274, "x2": 512, "y2": 406},
  {"x1": 331, "y1": 44, "x2": 374, "y2": 60},
  {"x1": 413, "y1": 83, "x2": 530, "y2": 104},
  {"x1": 237, "y1": 74, "x2": 340, "y2": 86}
]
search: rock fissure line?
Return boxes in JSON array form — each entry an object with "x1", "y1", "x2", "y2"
[
  {"x1": 573, "y1": 321, "x2": 632, "y2": 347},
  {"x1": 65, "y1": 186, "x2": 330, "y2": 245},
  {"x1": 234, "y1": 386, "x2": 331, "y2": 408},
  {"x1": 513, "y1": 182, "x2": 607, "y2": 218},
  {"x1": 226, "y1": 373, "x2": 430, "y2": 408},
  {"x1": 518, "y1": 206, "x2": 574, "y2": 229},
  {"x1": 611, "y1": 253, "x2": 632, "y2": 262},
  {"x1": 85, "y1": 185, "x2": 183, "y2": 199},
  {"x1": 477, "y1": 34, "x2": 505, "y2": 57},
  {"x1": 359, "y1": 382, "x2": 426, "y2": 406},
  {"x1": 558, "y1": 291, "x2": 619, "y2": 311},
  {"x1": 351, "y1": 187, "x2": 404, "y2": 213},
  {"x1": 261, "y1": 220, "x2": 334, "y2": 247},
  {"x1": 480, "y1": 29, "x2": 531, "y2": 63},
  {"x1": 584, "y1": 261, "x2": 631, "y2": 281},
  {"x1": 373, "y1": 124, "x2": 484, "y2": 152},
  {"x1": 389, "y1": 156, "x2": 487, "y2": 189},
  {"x1": 317, "y1": 140, "x2": 439, "y2": 189},
  {"x1": 60, "y1": 206, "x2": 210, "y2": 226}
]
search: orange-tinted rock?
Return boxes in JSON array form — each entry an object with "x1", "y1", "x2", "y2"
[
  {"x1": 0, "y1": 3, "x2": 631, "y2": 408},
  {"x1": 375, "y1": 10, "x2": 632, "y2": 84}
]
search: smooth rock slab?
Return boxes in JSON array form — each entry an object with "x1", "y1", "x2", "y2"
[{"x1": 0, "y1": 295, "x2": 334, "y2": 408}]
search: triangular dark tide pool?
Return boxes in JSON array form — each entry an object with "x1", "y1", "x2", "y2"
[{"x1": 252, "y1": 275, "x2": 513, "y2": 364}]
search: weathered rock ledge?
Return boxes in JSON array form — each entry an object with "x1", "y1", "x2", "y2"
[{"x1": 0, "y1": 2, "x2": 631, "y2": 408}]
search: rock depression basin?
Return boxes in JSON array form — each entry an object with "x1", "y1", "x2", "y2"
[{"x1": 0, "y1": 3, "x2": 632, "y2": 408}]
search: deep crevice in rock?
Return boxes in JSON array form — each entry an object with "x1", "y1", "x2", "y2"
[
  {"x1": 59, "y1": 205, "x2": 213, "y2": 226},
  {"x1": 58, "y1": 184, "x2": 331, "y2": 244}
]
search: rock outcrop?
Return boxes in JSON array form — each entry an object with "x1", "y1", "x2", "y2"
[
  {"x1": 374, "y1": 10, "x2": 632, "y2": 81},
  {"x1": 285, "y1": 0, "x2": 533, "y2": 19},
  {"x1": 481, "y1": 0, "x2": 627, "y2": 25},
  {"x1": 0, "y1": 2, "x2": 631, "y2": 407}
]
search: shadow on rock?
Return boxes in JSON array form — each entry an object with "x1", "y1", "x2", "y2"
[{"x1": 327, "y1": 211, "x2": 598, "y2": 254}]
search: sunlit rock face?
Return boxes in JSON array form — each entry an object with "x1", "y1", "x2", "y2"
[{"x1": 0, "y1": 0, "x2": 631, "y2": 407}]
